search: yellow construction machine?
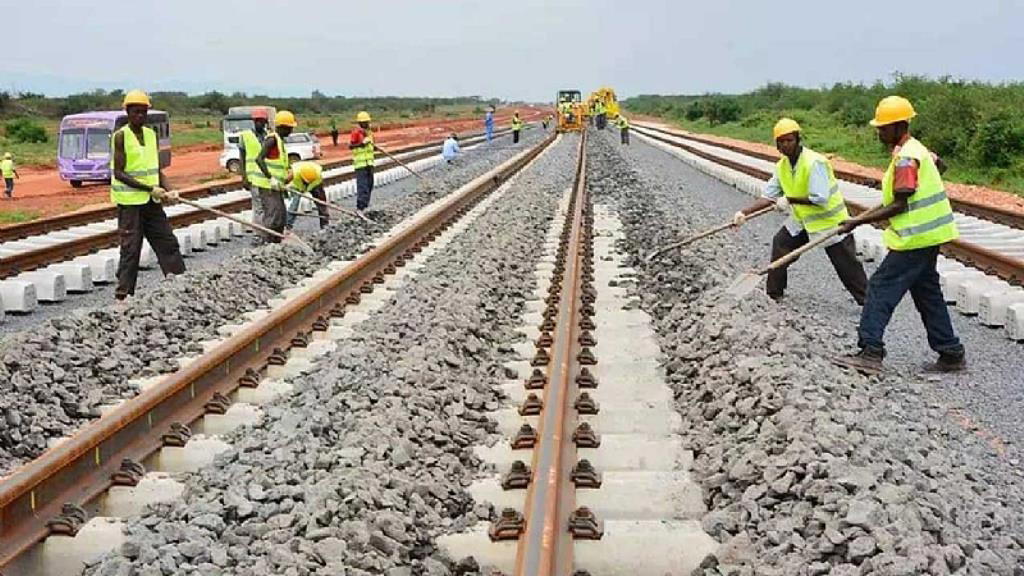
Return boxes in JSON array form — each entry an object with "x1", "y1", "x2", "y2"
[
  {"x1": 589, "y1": 87, "x2": 620, "y2": 120},
  {"x1": 556, "y1": 90, "x2": 584, "y2": 132}
]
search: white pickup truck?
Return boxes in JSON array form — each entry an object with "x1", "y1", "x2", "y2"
[{"x1": 219, "y1": 131, "x2": 323, "y2": 174}]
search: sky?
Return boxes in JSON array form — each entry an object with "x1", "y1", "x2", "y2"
[{"x1": 2, "y1": 0, "x2": 1022, "y2": 101}]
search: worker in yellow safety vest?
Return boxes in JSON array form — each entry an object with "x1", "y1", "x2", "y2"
[
  {"x1": 594, "y1": 100, "x2": 607, "y2": 130},
  {"x1": 512, "y1": 111, "x2": 524, "y2": 144},
  {"x1": 349, "y1": 111, "x2": 375, "y2": 214},
  {"x1": 285, "y1": 161, "x2": 329, "y2": 230},
  {"x1": 253, "y1": 110, "x2": 296, "y2": 242},
  {"x1": 239, "y1": 107, "x2": 271, "y2": 228},
  {"x1": 832, "y1": 96, "x2": 964, "y2": 375},
  {"x1": 1, "y1": 152, "x2": 18, "y2": 199},
  {"x1": 110, "y1": 90, "x2": 186, "y2": 301},
  {"x1": 733, "y1": 118, "x2": 867, "y2": 305},
  {"x1": 616, "y1": 115, "x2": 630, "y2": 145}
]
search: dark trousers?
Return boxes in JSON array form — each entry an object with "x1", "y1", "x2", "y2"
[
  {"x1": 330, "y1": 131, "x2": 339, "y2": 146},
  {"x1": 620, "y1": 128, "x2": 630, "y2": 145},
  {"x1": 286, "y1": 186, "x2": 330, "y2": 229},
  {"x1": 858, "y1": 245, "x2": 963, "y2": 356},
  {"x1": 767, "y1": 227, "x2": 867, "y2": 304},
  {"x1": 4, "y1": 178, "x2": 13, "y2": 197},
  {"x1": 257, "y1": 187, "x2": 286, "y2": 242},
  {"x1": 115, "y1": 200, "x2": 185, "y2": 299},
  {"x1": 355, "y1": 167, "x2": 374, "y2": 210},
  {"x1": 513, "y1": 130, "x2": 521, "y2": 144},
  {"x1": 597, "y1": 114, "x2": 607, "y2": 130}
]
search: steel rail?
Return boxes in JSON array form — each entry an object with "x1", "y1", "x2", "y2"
[
  {"x1": 633, "y1": 125, "x2": 1024, "y2": 286},
  {"x1": 0, "y1": 132, "x2": 557, "y2": 569},
  {"x1": 515, "y1": 130, "x2": 588, "y2": 575},
  {"x1": 634, "y1": 123, "x2": 1024, "y2": 231},
  {"x1": 0, "y1": 130, "x2": 511, "y2": 279}
]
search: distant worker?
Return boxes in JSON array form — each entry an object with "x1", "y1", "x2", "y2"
[
  {"x1": 285, "y1": 161, "x2": 329, "y2": 230},
  {"x1": 442, "y1": 132, "x2": 460, "y2": 163},
  {"x1": 110, "y1": 90, "x2": 185, "y2": 301},
  {"x1": 485, "y1": 106, "x2": 495, "y2": 142},
  {"x1": 616, "y1": 115, "x2": 630, "y2": 145},
  {"x1": 512, "y1": 111, "x2": 523, "y2": 144},
  {"x1": 542, "y1": 116, "x2": 549, "y2": 131},
  {"x1": 253, "y1": 110, "x2": 296, "y2": 242},
  {"x1": 239, "y1": 108, "x2": 270, "y2": 229},
  {"x1": 330, "y1": 117, "x2": 339, "y2": 146},
  {"x1": 732, "y1": 118, "x2": 867, "y2": 304},
  {"x1": 595, "y1": 99, "x2": 607, "y2": 130},
  {"x1": 349, "y1": 111, "x2": 375, "y2": 215},
  {"x1": 1, "y1": 152, "x2": 18, "y2": 199},
  {"x1": 833, "y1": 96, "x2": 964, "y2": 375}
]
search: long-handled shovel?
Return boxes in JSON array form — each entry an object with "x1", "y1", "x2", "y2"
[
  {"x1": 374, "y1": 144, "x2": 427, "y2": 181},
  {"x1": 725, "y1": 227, "x2": 843, "y2": 298},
  {"x1": 287, "y1": 188, "x2": 377, "y2": 225},
  {"x1": 646, "y1": 205, "x2": 774, "y2": 263},
  {"x1": 176, "y1": 196, "x2": 315, "y2": 252}
]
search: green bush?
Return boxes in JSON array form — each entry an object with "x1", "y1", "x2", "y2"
[
  {"x1": 973, "y1": 111, "x2": 1024, "y2": 168},
  {"x1": 684, "y1": 101, "x2": 704, "y2": 121},
  {"x1": 705, "y1": 97, "x2": 741, "y2": 126},
  {"x1": 914, "y1": 86, "x2": 977, "y2": 158},
  {"x1": 5, "y1": 118, "x2": 48, "y2": 143}
]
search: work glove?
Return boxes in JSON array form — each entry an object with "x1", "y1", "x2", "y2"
[
  {"x1": 151, "y1": 186, "x2": 168, "y2": 202},
  {"x1": 270, "y1": 177, "x2": 284, "y2": 192},
  {"x1": 732, "y1": 211, "x2": 746, "y2": 227},
  {"x1": 775, "y1": 197, "x2": 790, "y2": 213}
]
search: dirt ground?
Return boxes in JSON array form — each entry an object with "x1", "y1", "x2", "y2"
[{"x1": 0, "y1": 109, "x2": 545, "y2": 223}]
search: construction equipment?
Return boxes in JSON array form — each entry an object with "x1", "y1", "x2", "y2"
[
  {"x1": 556, "y1": 90, "x2": 584, "y2": 133},
  {"x1": 176, "y1": 196, "x2": 314, "y2": 252},
  {"x1": 589, "y1": 87, "x2": 620, "y2": 120},
  {"x1": 725, "y1": 227, "x2": 842, "y2": 297},
  {"x1": 646, "y1": 205, "x2": 773, "y2": 263}
]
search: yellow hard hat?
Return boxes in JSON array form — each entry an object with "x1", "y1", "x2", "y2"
[
  {"x1": 122, "y1": 89, "x2": 151, "y2": 109},
  {"x1": 772, "y1": 118, "x2": 801, "y2": 139},
  {"x1": 298, "y1": 162, "x2": 320, "y2": 183},
  {"x1": 870, "y1": 96, "x2": 916, "y2": 127},
  {"x1": 355, "y1": 111, "x2": 371, "y2": 123},
  {"x1": 274, "y1": 110, "x2": 297, "y2": 127},
  {"x1": 3, "y1": 152, "x2": 11, "y2": 159}
]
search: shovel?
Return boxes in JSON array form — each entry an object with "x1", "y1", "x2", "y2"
[
  {"x1": 374, "y1": 144, "x2": 427, "y2": 181},
  {"x1": 287, "y1": 188, "x2": 377, "y2": 225},
  {"x1": 646, "y1": 205, "x2": 773, "y2": 263},
  {"x1": 725, "y1": 227, "x2": 843, "y2": 298},
  {"x1": 176, "y1": 196, "x2": 315, "y2": 252}
]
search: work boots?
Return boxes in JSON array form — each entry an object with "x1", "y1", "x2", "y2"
[
  {"x1": 923, "y1": 351, "x2": 967, "y2": 374},
  {"x1": 832, "y1": 347, "x2": 884, "y2": 376}
]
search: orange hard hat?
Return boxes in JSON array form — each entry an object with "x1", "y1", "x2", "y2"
[{"x1": 252, "y1": 108, "x2": 269, "y2": 120}]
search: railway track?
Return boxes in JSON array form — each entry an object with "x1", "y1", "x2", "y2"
[
  {"x1": 632, "y1": 122, "x2": 1024, "y2": 341},
  {"x1": 0, "y1": 132, "x2": 556, "y2": 574},
  {"x1": 0, "y1": 129, "x2": 511, "y2": 317}
]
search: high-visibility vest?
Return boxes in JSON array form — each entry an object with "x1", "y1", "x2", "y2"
[
  {"x1": 617, "y1": 116, "x2": 629, "y2": 128},
  {"x1": 881, "y1": 137, "x2": 958, "y2": 251},
  {"x1": 290, "y1": 161, "x2": 323, "y2": 192},
  {"x1": 0, "y1": 159, "x2": 13, "y2": 178},
  {"x1": 239, "y1": 129, "x2": 264, "y2": 183},
  {"x1": 352, "y1": 130, "x2": 375, "y2": 169},
  {"x1": 596, "y1": 102, "x2": 606, "y2": 114},
  {"x1": 776, "y1": 148, "x2": 848, "y2": 234},
  {"x1": 512, "y1": 117, "x2": 523, "y2": 131},
  {"x1": 249, "y1": 132, "x2": 289, "y2": 189},
  {"x1": 111, "y1": 125, "x2": 159, "y2": 206}
]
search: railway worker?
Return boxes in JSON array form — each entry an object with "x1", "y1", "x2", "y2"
[
  {"x1": 110, "y1": 90, "x2": 186, "y2": 301},
  {"x1": 595, "y1": 99, "x2": 607, "y2": 130},
  {"x1": 732, "y1": 118, "x2": 867, "y2": 305},
  {"x1": 485, "y1": 106, "x2": 495, "y2": 142},
  {"x1": 330, "y1": 117, "x2": 340, "y2": 146},
  {"x1": 833, "y1": 96, "x2": 964, "y2": 375},
  {"x1": 617, "y1": 114, "x2": 630, "y2": 145},
  {"x1": 349, "y1": 111, "x2": 376, "y2": 215},
  {"x1": 239, "y1": 108, "x2": 270, "y2": 229},
  {"x1": 511, "y1": 111, "x2": 524, "y2": 144},
  {"x1": 1, "y1": 152, "x2": 18, "y2": 198},
  {"x1": 253, "y1": 110, "x2": 297, "y2": 242},
  {"x1": 442, "y1": 132, "x2": 460, "y2": 163},
  {"x1": 285, "y1": 161, "x2": 329, "y2": 230}
]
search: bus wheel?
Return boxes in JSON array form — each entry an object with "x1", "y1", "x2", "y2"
[
  {"x1": 70, "y1": 180, "x2": 83, "y2": 188},
  {"x1": 226, "y1": 159, "x2": 241, "y2": 174}
]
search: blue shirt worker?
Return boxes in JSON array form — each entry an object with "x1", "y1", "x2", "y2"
[
  {"x1": 733, "y1": 118, "x2": 867, "y2": 304},
  {"x1": 485, "y1": 106, "x2": 495, "y2": 142},
  {"x1": 442, "y1": 133, "x2": 460, "y2": 163}
]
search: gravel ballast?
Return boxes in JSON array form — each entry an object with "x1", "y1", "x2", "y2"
[
  {"x1": 84, "y1": 134, "x2": 579, "y2": 576},
  {"x1": 586, "y1": 129, "x2": 1024, "y2": 575},
  {"x1": 0, "y1": 129, "x2": 546, "y2": 476}
]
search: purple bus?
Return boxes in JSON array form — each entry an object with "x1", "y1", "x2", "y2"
[{"x1": 57, "y1": 110, "x2": 171, "y2": 188}]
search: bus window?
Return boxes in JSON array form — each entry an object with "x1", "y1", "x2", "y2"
[
  {"x1": 86, "y1": 129, "x2": 111, "y2": 159},
  {"x1": 60, "y1": 129, "x2": 85, "y2": 159}
]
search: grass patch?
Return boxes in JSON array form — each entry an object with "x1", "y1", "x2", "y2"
[{"x1": 0, "y1": 209, "x2": 42, "y2": 224}]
